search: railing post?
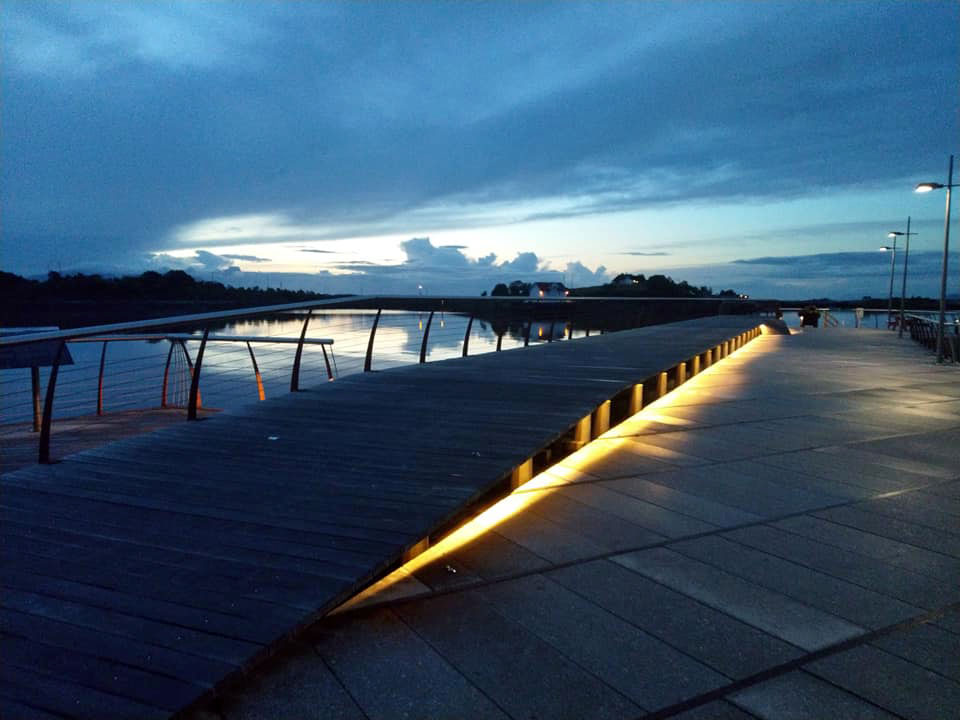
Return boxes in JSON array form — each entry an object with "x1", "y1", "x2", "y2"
[
  {"x1": 246, "y1": 341, "x2": 266, "y2": 400},
  {"x1": 321, "y1": 344, "x2": 334, "y2": 381},
  {"x1": 30, "y1": 366, "x2": 41, "y2": 432},
  {"x1": 547, "y1": 320, "x2": 556, "y2": 343},
  {"x1": 38, "y1": 341, "x2": 66, "y2": 464},
  {"x1": 461, "y1": 316, "x2": 474, "y2": 357},
  {"x1": 290, "y1": 310, "x2": 313, "y2": 392},
  {"x1": 496, "y1": 331, "x2": 504, "y2": 352},
  {"x1": 180, "y1": 340, "x2": 199, "y2": 408},
  {"x1": 187, "y1": 329, "x2": 209, "y2": 420},
  {"x1": 523, "y1": 320, "x2": 532, "y2": 347},
  {"x1": 161, "y1": 340, "x2": 175, "y2": 408},
  {"x1": 419, "y1": 311, "x2": 435, "y2": 364},
  {"x1": 364, "y1": 309, "x2": 382, "y2": 372},
  {"x1": 96, "y1": 341, "x2": 108, "y2": 416}
]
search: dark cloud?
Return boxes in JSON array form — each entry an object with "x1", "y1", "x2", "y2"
[
  {"x1": 1, "y1": 1, "x2": 955, "y2": 276},
  {"x1": 622, "y1": 251, "x2": 670, "y2": 257},
  {"x1": 221, "y1": 253, "x2": 270, "y2": 262},
  {"x1": 296, "y1": 248, "x2": 336, "y2": 254}
]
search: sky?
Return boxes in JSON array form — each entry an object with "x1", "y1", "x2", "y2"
[{"x1": 2, "y1": 1, "x2": 958, "y2": 299}]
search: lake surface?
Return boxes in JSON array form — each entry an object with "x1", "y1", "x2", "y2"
[
  {"x1": 0, "y1": 311, "x2": 583, "y2": 424},
  {"x1": 7, "y1": 307, "x2": 952, "y2": 426}
]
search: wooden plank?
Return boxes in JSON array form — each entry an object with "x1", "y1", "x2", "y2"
[{"x1": 1, "y1": 315, "x2": 765, "y2": 718}]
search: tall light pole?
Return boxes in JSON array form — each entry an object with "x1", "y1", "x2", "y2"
[
  {"x1": 880, "y1": 237, "x2": 897, "y2": 328},
  {"x1": 888, "y1": 219, "x2": 917, "y2": 339},
  {"x1": 916, "y1": 154, "x2": 956, "y2": 363}
]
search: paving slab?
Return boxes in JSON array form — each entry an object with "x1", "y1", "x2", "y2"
[
  {"x1": 313, "y1": 608, "x2": 508, "y2": 720},
  {"x1": 394, "y1": 591, "x2": 642, "y2": 719},
  {"x1": 611, "y1": 547, "x2": 864, "y2": 651},
  {"x1": 813, "y1": 505, "x2": 960, "y2": 559},
  {"x1": 870, "y1": 621, "x2": 960, "y2": 683},
  {"x1": 217, "y1": 645, "x2": 364, "y2": 720},
  {"x1": 547, "y1": 559, "x2": 800, "y2": 679},
  {"x1": 669, "y1": 535, "x2": 923, "y2": 629},
  {"x1": 730, "y1": 670, "x2": 898, "y2": 720},
  {"x1": 772, "y1": 514, "x2": 960, "y2": 579},
  {"x1": 805, "y1": 644, "x2": 960, "y2": 720},
  {"x1": 479, "y1": 573, "x2": 730, "y2": 711},
  {"x1": 721, "y1": 524, "x2": 960, "y2": 610},
  {"x1": 671, "y1": 700, "x2": 760, "y2": 720}
]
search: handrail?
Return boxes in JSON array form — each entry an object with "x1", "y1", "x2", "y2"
[
  {"x1": 10, "y1": 296, "x2": 778, "y2": 464},
  {"x1": 903, "y1": 313, "x2": 960, "y2": 362},
  {"x1": 69, "y1": 334, "x2": 334, "y2": 345},
  {"x1": 0, "y1": 295, "x2": 776, "y2": 348}
]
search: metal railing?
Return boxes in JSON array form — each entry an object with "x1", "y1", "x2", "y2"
[
  {"x1": 1, "y1": 294, "x2": 776, "y2": 464},
  {"x1": 904, "y1": 313, "x2": 960, "y2": 362}
]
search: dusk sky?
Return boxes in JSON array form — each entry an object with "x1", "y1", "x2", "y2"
[{"x1": 2, "y1": 1, "x2": 958, "y2": 299}]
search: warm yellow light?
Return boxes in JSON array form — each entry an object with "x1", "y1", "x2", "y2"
[{"x1": 332, "y1": 324, "x2": 773, "y2": 614}]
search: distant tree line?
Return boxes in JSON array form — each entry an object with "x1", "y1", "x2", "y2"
[
  {"x1": 490, "y1": 273, "x2": 740, "y2": 298},
  {"x1": 0, "y1": 270, "x2": 336, "y2": 304},
  {"x1": 490, "y1": 280, "x2": 535, "y2": 296}
]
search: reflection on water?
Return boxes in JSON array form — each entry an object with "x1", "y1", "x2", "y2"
[{"x1": 0, "y1": 311, "x2": 586, "y2": 424}]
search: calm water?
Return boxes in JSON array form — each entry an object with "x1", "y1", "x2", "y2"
[{"x1": 0, "y1": 311, "x2": 583, "y2": 424}]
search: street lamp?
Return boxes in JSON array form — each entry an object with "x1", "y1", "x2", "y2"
[
  {"x1": 879, "y1": 239, "x2": 897, "y2": 329},
  {"x1": 887, "y1": 219, "x2": 917, "y2": 339},
  {"x1": 915, "y1": 154, "x2": 956, "y2": 363}
]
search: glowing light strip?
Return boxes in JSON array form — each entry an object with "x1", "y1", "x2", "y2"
[{"x1": 332, "y1": 324, "x2": 773, "y2": 614}]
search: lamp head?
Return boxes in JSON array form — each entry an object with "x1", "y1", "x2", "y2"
[
  {"x1": 879, "y1": 246, "x2": 893, "y2": 251},
  {"x1": 915, "y1": 182, "x2": 944, "y2": 193},
  {"x1": 888, "y1": 231, "x2": 904, "y2": 237}
]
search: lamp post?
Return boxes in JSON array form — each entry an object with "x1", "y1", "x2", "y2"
[
  {"x1": 879, "y1": 238, "x2": 897, "y2": 328},
  {"x1": 888, "y1": 219, "x2": 917, "y2": 338},
  {"x1": 915, "y1": 154, "x2": 956, "y2": 363}
]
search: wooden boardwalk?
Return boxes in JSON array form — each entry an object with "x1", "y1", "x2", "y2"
[
  {"x1": 194, "y1": 327, "x2": 960, "y2": 720},
  {"x1": 0, "y1": 315, "x2": 764, "y2": 719}
]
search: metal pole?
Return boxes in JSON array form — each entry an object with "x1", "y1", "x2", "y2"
[
  {"x1": 161, "y1": 341, "x2": 175, "y2": 408},
  {"x1": 246, "y1": 341, "x2": 266, "y2": 400},
  {"x1": 187, "y1": 329, "x2": 209, "y2": 420},
  {"x1": 30, "y1": 366, "x2": 41, "y2": 432},
  {"x1": 320, "y1": 344, "x2": 334, "y2": 381},
  {"x1": 419, "y1": 311, "x2": 435, "y2": 363},
  {"x1": 38, "y1": 341, "x2": 66, "y2": 464},
  {"x1": 364, "y1": 309, "x2": 382, "y2": 372},
  {"x1": 936, "y1": 154, "x2": 954, "y2": 363},
  {"x1": 290, "y1": 309, "x2": 313, "y2": 391},
  {"x1": 886, "y1": 236, "x2": 896, "y2": 327},
  {"x1": 898, "y1": 216, "x2": 911, "y2": 339},
  {"x1": 461, "y1": 316, "x2": 474, "y2": 357},
  {"x1": 96, "y1": 341, "x2": 108, "y2": 415}
]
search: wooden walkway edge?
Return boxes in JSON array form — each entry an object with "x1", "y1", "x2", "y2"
[{"x1": 0, "y1": 315, "x2": 767, "y2": 719}]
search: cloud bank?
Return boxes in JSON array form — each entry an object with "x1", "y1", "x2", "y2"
[{"x1": 2, "y1": 0, "x2": 955, "y2": 281}]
